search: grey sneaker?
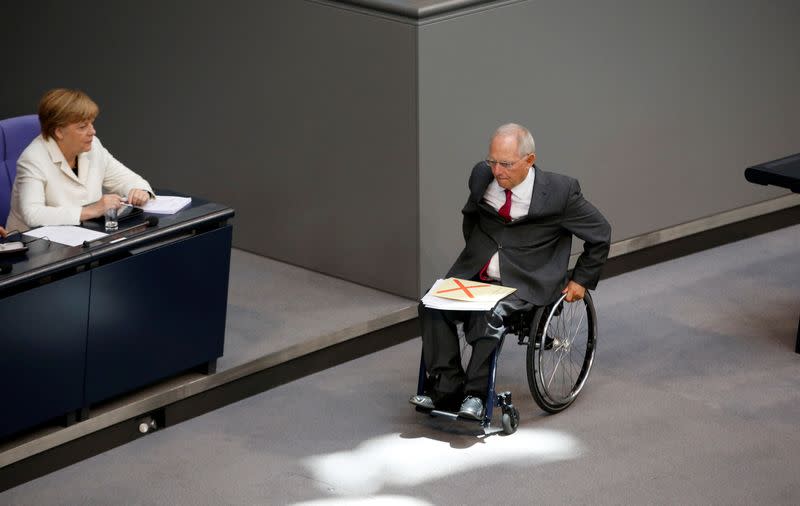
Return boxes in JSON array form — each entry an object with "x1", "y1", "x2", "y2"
[
  {"x1": 409, "y1": 394, "x2": 435, "y2": 410},
  {"x1": 457, "y1": 396, "x2": 484, "y2": 420}
]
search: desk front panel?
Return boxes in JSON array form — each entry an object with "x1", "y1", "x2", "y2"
[
  {"x1": 84, "y1": 225, "x2": 232, "y2": 405},
  {"x1": 0, "y1": 272, "x2": 89, "y2": 439}
]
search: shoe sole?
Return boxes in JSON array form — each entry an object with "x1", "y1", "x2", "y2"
[
  {"x1": 409, "y1": 397, "x2": 434, "y2": 410},
  {"x1": 457, "y1": 410, "x2": 484, "y2": 420}
]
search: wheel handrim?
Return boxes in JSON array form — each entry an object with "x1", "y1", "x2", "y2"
[{"x1": 536, "y1": 294, "x2": 595, "y2": 406}]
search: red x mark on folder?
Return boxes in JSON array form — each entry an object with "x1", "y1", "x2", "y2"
[{"x1": 435, "y1": 279, "x2": 492, "y2": 299}]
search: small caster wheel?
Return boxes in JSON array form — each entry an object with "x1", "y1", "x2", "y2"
[{"x1": 501, "y1": 406, "x2": 519, "y2": 435}]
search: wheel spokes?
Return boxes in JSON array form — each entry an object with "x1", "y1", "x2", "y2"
[
  {"x1": 528, "y1": 292, "x2": 596, "y2": 413},
  {"x1": 540, "y1": 298, "x2": 589, "y2": 402}
]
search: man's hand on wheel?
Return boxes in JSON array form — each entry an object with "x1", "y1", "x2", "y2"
[{"x1": 562, "y1": 280, "x2": 586, "y2": 302}]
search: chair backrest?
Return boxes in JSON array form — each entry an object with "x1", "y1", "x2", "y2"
[{"x1": 0, "y1": 115, "x2": 41, "y2": 225}]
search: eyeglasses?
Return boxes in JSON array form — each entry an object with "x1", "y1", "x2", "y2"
[{"x1": 485, "y1": 155, "x2": 531, "y2": 169}]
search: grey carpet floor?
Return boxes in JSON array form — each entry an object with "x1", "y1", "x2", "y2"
[{"x1": 2, "y1": 225, "x2": 799, "y2": 505}]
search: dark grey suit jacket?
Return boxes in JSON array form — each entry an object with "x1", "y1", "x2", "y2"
[{"x1": 446, "y1": 162, "x2": 612, "y2": 306}]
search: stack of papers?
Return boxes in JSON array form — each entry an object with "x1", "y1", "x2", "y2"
[
  {"x1": 421, "y1": 278, "x2": 516, "y2": 311},
  {"x1": 140, "y1": 195, "x2": 192, "y2": 214}
]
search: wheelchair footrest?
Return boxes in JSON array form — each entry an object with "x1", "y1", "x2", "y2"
[
  {"x1": 429, "y1": 409, "x2": 460, "y2": 420},
  {"x1": 418, "y1": 407, "x2": 486, "y2": 424}
]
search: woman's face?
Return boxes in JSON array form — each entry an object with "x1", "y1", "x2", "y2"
[{"x1": 55, "y1": 119, "x2": 95, "y2": 157}]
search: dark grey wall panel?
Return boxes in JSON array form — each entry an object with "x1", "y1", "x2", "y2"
[
  {"x1": 418, "y1": 0, "x2": 800, "y2": 291},
  {"x1": 0, "y1": 0, "x2": 419, "y2": 297}
]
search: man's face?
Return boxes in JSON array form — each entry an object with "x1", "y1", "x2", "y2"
[{"x1": 487, "y1": 135, "x2": 535, "y2": 190}]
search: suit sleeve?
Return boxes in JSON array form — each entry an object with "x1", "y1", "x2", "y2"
[
  {"x1": 561, "y1": 179, "x2": 611, "y2": 289},
  {"x1": 96, "y1": 138, "x2": 154, "y2": 198}
]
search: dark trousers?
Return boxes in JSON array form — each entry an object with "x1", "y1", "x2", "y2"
[{"x1": 419, "y1": 294, "x2": 534, "y2": 408}]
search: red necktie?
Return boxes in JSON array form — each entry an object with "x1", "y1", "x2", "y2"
[
  {"x1": 498, "y1": 189, "x2": 513, "y2": 222},
  {"x1": 479, "y1": 189, "x2": 513, "y2": 280}
]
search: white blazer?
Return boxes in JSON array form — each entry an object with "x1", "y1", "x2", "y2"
[{"x1": 6, "y1": 135, "x2": 153, "y2": 231}]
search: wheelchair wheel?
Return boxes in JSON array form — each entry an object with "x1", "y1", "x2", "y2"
[{"x1": 526, "y1": 291, "x2": 597, "y2": 413}]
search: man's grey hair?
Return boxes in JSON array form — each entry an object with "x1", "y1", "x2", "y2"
[{"x1": 492, "y1": 123, "x2": 536, "y2": 156}]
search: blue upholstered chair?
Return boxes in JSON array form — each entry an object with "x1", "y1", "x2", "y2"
[{"x1": 0, "y1": 115, "x2": 41, "y2": 225}]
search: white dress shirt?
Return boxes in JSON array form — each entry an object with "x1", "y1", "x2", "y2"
[
  {"x1": 481, "y1": 166, "x2": 535, "y2": 281},
  {"x1": 6, "y1": 135, "x2": 153, "y2": 231}
]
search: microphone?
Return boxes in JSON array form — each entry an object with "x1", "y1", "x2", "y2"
[
  {"x1": 83, "y1": 216, "x2": 160, "y2": 248},
  {"x1": 125, "y1": 216, "x2": 159, "y2": 234},
  {"x1": 0, "y1": 263, "x2": 12, "y2": 274}
]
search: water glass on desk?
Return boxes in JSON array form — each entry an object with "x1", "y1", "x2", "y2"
[{"x1": 104, "y1": 207, "x2": 118, "y2": 232}]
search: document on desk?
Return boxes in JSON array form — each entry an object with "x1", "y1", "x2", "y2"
[
  {"x1": 421, "y1": 278, "x2": 516, "y2": 311},
  {"x1": 140, "y1": 195, "x2": 192, "y2": 214},
  {"x1": 25, "y1": 226, "x2": 107, "y2": 247}
]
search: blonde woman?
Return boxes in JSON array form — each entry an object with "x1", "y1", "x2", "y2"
[{"x1": 6, "y1": 88, "x2": 153, "y2": 231}]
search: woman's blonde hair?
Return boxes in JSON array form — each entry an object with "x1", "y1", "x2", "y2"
[{"x1": 38, "y1": 88, "x2": 99, "y2": 140}]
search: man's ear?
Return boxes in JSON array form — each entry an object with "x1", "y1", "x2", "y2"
[{"x1": 528, "y1": 152, "x2": 537, "y2": 165}]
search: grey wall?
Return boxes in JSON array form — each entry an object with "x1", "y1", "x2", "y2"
[
  {"x1": 1, "y1": 0, "x2": 420, "y2": 297},
  {"x1": 418, "y1": 0, "x2": 800, "y2": 290},
  {"x1": 3, "y1": 0, "x2": 799, "y2": 299}
]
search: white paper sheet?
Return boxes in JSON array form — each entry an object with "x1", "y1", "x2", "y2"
[{"x1": 24, "y1": 226, "x2": 107, "y2": 247}]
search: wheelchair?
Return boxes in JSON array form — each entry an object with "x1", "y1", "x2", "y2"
[{"x1": 415, "y1": 291, "x2": 598, "y2": 435}]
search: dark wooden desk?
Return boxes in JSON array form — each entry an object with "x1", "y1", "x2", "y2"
[
  {"x1": 745, "y1": 153, "x2": 800, "y2": 353},
  {"x1": 0, "y1": 197, "x2": 234, "y2": 439}
]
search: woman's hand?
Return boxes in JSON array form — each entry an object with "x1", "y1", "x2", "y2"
[
  {"x1": 81, "y1": 194, "x2": 125, "y2": 221},
  {"x1": 127, "y1": 188, "x2": 151, "y2": 207}
]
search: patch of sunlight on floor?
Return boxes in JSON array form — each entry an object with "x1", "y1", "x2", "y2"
[
  {"x1": 292, "y1": 496, "x2": 434, "y2": 506},
  {"x1": 303, "y1": 428, "x2": 582, "y2": 496}
]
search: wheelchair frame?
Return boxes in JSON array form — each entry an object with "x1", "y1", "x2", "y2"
[{"x1": 415, "y1": 291, "x2": 597, "y2": 434}]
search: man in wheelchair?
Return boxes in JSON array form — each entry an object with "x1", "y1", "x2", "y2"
[{"x1": 410, "y1": 123, "x2": 611, "y2": 420}]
